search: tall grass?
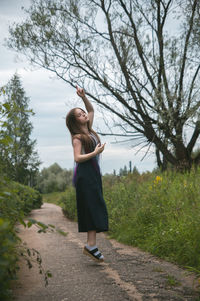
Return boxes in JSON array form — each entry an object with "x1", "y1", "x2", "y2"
[{"x1": 54, "y1": 167, "x2": 200, "y2": 271}]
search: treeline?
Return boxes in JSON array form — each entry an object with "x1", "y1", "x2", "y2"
[
  {"x1": 36, "y1": 163, "x2": 73, "y2": 194},
  {"x1": 36, "y1": 161, "x2": 139, "y2": 194},
  {"x1": 0, "y1": 75, "x2": 43, "y2": 300}
]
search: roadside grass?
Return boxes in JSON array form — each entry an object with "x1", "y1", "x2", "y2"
[
  {"x1": 42, "y1": 192, "x2": 65, "y2": 205},
  {"x1": 102, "y1": 168, "x2": 200, "y2": 273},
  {"x1": 45, "y1": 167, "x2": 200, "y2": 276},
  {"x1": 43, "y1": 188, "x2": 77, "y2": 221}
]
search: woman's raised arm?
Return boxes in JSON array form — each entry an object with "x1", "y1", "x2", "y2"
[{"x1": 76, "y1": 86, "x2": 94, "y2": 127}]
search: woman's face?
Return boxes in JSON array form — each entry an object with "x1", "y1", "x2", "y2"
[{"x1": 75, "y1": 108, "x2": 89, "y2": 125}]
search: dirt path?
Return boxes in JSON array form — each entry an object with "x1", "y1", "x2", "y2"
[{"x1": 12, "y1": 203, "x2": 199, "y2": 301}]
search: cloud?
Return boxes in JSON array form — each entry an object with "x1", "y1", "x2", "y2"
[
  {"x1": 100, "y1": 142, "x2": 155, "y2": 174},
  {"x1": 38, "y1": 144, "x2": 74, "y2": 169},
  {"x1": 0, "y1": 0, "x2": 29, "y2": 17}
]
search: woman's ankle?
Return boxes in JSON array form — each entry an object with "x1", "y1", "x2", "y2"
[
  {"x1": 87, "y1": 242, "x2": 96, "y2": 247},
  {"x1": 87, "y1": 230, "x2": 96, "y2": 246}
]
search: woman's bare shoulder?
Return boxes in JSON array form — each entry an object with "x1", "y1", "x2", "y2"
[{"x1": 72, "y1": 134, "x2": 82, "y2": 145}]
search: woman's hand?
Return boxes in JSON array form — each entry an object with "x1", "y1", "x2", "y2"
[
  {"x1": 94, "y1": 143, "x2": 106, "y2": 155},
  {"x1": 76, "y1": 86, "x2": 85, "y2": 98}
]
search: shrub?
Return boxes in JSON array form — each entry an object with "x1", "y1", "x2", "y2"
[
  {"x1": 0, "y1": 175, "x2": 43, "y2": 300},
  {"x1": 0, "y1": 218, "x2": 19, "y2": 300},
  {"x1": 59, "y1": 186, "x2": 77, "y2": 221}
]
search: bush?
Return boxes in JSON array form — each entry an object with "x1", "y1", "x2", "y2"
[
  {"x1": 12, "y1": 181, "x2": 43, "y2": 213},
  {"x1": 0, "y1": 218, "x2": 19, "y2": 300},
  {"x1": 59, "y1": 186, "x2": 77, "y2": 221},
  {"x1": 0, "y1": 175, "x2": 43, "y2": 300}
]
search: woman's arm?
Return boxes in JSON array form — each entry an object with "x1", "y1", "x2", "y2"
[
  {"x1": 76, "y1": 86, "x2": 94, "y2": 127},
  {"x1": 73, "y1": 138, "x2": 105, "y2": 163}
]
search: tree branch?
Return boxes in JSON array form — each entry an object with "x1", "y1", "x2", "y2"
[
  {"x1": 187, "y1": 121, "x2": 200, "y2": 154},
  {"x1": 177, "y1": 0, "x2": 198, "y2": 113}
]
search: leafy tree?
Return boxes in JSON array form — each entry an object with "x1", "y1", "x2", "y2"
[
  {"x1": 7, "y1": 0, "x2": 200, "y2": 171},
  {"x1": 119, "y1": 165, "x2": 128, "y2": 176},
  {"x1": 36, "y1": 163, "x2": 73, "y2": 193},
  {"x1": 0, "y1": 81, "x2": 16, "y2": 176},
  {"x1": 0, "y1": 73, "x2": 40, "y2": 184},
  {"x1": 0, "y1": 86, "x2": 13, "y2": 171},
  {"x1": 48, "y1": 162, "x2": 63, "y2": 175},
  {"x1": 132, "y1": 166, "x2": 140, "y2": 176}
]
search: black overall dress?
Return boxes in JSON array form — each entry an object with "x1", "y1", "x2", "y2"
[{"x1": 73, "y1": 133, "x2": 108, "y2": 232}]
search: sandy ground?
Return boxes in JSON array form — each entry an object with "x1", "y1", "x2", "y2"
[{"x1": 11, "y1": 203, "x2": 199, "y2": 301}]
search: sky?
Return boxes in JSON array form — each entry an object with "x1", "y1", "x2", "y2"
[{"x1": 0, "y1": 0, "x2": 156, "y2": 174}]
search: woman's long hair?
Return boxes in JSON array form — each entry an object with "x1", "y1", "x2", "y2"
[{"x1": 66, "y1": 107, "x2": 100, "y2": 153}]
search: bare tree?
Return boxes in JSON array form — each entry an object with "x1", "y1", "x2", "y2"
[{"x1": 7, "y1": 0, "x2": 200, "y2": 170}]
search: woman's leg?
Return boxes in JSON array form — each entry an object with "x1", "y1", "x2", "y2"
[{"x1": 87, "y1": 230, "x2": 96, "y2": 246}]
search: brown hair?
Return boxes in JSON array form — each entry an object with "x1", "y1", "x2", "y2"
[{"x1": 66, "y1": 107, "x2": 100, "y2": 153}]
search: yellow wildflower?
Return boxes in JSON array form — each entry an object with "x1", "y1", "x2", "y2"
[
  {"x1": 154, "y1": 175, "x2": 162, "y2": 186},
  {"x1": 155, "y1": 176, "x2": 162, "y2": 182}
]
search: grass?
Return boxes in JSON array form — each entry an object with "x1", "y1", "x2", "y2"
[
  {"x1": 103, "y1": 168, "x2": 200, "y2": 272},
  {"x1": 165, "y1": 275, "x2": 181, "y2": 287},
  {"x1": 42, "y1": 192, "x2": 66, "y2": 204}
]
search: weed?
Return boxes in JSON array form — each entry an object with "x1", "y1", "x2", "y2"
[
  {"x1": 165, "y1": 274, "x2": 181, "y2": 287},
  {"x1": 152, "y1": 267, "x2": 164, "y2": 273}
]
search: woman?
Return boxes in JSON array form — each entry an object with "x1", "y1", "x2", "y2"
[{"x1": 66, "y1": 86, "x2": 108, "y2": 262}]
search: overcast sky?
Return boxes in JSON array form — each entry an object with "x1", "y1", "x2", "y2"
[{"x1": 0, "y1": 0, "x2": 156, "y2": 174}]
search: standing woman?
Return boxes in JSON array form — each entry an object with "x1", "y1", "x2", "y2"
[{"x1": 66, "y1": 86, "x2": 108, "y2": 262}]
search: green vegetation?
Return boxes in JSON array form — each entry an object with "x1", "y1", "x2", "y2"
[
  {"x1": 0, "y1": 175, "x2": 43, "y2": 300},
  {"x1": 105, "y1": 168, "x2": 200, "y2": 271},
  {"x1": 0, "y1": 80, "x2": 43, "y2": 299},
  {"x1": 43, "y1": 191, "x2": 66, "y2": 204},
  {"x1": 36, "y1": 163, "x2": 73, "y2": 193},
  {"x1": 0, "y1": 73, "x2": 40, "y2": 186},
  {"x1": 165, "y1": 275, "x2": 181, "y2": 287},
  {"x1": 51, "y1": 167, "x2": 200, "y2": 275},
  {"x1": 43, "y1": 186, "x2": 77, "y2": 221}
]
